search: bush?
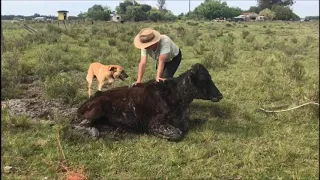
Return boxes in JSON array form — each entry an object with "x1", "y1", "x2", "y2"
[
  {"x1": 186, "y1": 21, "x2": 199, "y2": 26},
  {"x1": 291, "y1": 38, "x2": 298, "y2": 44},
  {"x1": 201, "y1": 44, "x2": 235, "y2": 71},
  {"x1": 176, "y1": 26, "x2": 186, "y2": 37},
  {"x1": 242, "y1": 30, "x2": 250, "y2": 39},
  {"x1": 44, "y1": 72, "x2": 81, "y2": 104},
  {"x1": 1, "y1": 50, "x2": 24, "y2": 99},
  {"x1": 108, "y1": 38, "x2": 117, "y2": 46},
  {"x1": 284, "y1": 56, "x2": 306, "y2": 82}
]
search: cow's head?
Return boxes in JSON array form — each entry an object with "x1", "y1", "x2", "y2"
[{"x1": 189, "y1": 63, "x2": 223, "y2": 102}]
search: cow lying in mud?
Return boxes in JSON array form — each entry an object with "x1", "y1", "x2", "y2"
[{"x1": 77, "y1": 63, "x2": 223, "y2": 141}]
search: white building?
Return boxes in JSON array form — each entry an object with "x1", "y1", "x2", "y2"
[{"x1": 110, "y1": 11, "x2": 122, "y2": 22}]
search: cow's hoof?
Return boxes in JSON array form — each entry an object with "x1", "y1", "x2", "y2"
[
  {"x1": 89, "y1": 127, "x2": 100, "y2": 139},
  {"x1": 79, "y1": 119, "x2": 91, "y2": 127}
]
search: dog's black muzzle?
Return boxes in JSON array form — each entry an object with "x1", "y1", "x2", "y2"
[{"x1": 119, "y1": 72, "x2": 129, "y2": 81}]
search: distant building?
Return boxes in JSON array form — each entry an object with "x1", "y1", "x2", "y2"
[
  {"x1": 243, "y1": 12, "x2": 259, "y2": 20},
  {"x1": 110, "y1": 11, "x2": 122, "y2": 22},
  {"x1": 57, "y1": 10, "x2": 69, "y2": 21},
  {"x1": 34, "y1": 17, "x2": 47, "y2": 22}
]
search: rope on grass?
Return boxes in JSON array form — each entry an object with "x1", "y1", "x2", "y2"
[
  {"x1": 56, "y1": 130, "x2": 88, "y2": 180},
  {"x1": 256, "y1": 102, "x2": 319, "y2": 113},
  {"x1": 56, "y1": 131, "x2": 66, "y2": 161}
]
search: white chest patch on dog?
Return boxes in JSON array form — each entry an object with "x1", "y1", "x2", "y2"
[{"x1": 106, "y1": 77, "x2": 115, "y2": 84}]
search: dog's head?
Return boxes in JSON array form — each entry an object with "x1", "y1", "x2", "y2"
[
  {"x1": 108, "y1": 65, "x2": 129, "y2": 81},
  {"x1": 189, "y1": 63, "x2": 223, "y2": 102}
]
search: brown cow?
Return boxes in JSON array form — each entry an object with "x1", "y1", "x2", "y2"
[{"x1": 77, "y1": 63, "x2": 223, "y2": 141}]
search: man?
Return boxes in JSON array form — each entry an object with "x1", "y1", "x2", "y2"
[{"x1": 132, "y1": 28, "x2": 182, "y2": 84}]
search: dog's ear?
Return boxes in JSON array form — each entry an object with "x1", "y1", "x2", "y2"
[{"x1": 109, "y1": 66, "x2": 117, "y2": 72}]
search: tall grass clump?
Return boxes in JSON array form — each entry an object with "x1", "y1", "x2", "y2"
[
  {"x1": 242, "y1": 30, "x2": 250, "y2": 39},
  {"x1": 44, "y1": 72, "x2": 82, "y2": 104},
  {"x1": 176, "y1": 26, "x2": 186, "y2": 37},
  {"x1": 184, "y1": 28, "x2": 200, "y2": 46},
  {"x1": 1, "y1": 49, "x2": 23, "y2": 99},
  {"x1": 34, "y1": 45, "x2": 81, "y2": 80},
  {"x1": 283, "y1": 55, "x2": 306, "y2": 82},
  {"x1": 201, "y1": 48, "x2": 235, "y2": 71}
]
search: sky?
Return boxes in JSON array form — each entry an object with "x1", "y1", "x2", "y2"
[{"x1": 1, "y1": 0, "x2": 319, "y2": 18}]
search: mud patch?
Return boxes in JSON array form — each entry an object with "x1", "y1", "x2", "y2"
[{"x1": 1, "y1": 98, "x2": 78, "y2": 121}]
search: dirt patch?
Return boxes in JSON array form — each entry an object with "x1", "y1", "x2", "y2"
[
  {"x1": 1, "y1": 98, "x2": 78, "y2": 120},
  {"x1": 1, "y1": 75, "x2": 140, "y2": 141}
]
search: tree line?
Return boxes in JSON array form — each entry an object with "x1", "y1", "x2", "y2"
[{"x1": 2, "y1": 0, "x2": 318, "y2": 22}]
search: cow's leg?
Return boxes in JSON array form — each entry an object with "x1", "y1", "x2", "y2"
[
  {"x1": 147, "y1": 97, "x2": 184, "y2": 141},
  {"x1": 169, "y1": 110, "x2": 189, "y2": 132},
  {"x1": 148, "y1": 120, "x2": 184, "y2": 141}
]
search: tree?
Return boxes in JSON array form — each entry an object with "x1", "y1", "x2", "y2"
[
  {"x1": 86, "y1": 4, "x2": 111, "y2": 21},
  {"x1": 257, "y1": 0, "x2": 295, "y2": 10},
  {"x1": 193, "y1": 0, "x2": 242, "y2": 20},
  {"x1": 1, "y1": 23, "x2": 3, "y2": 55},
  {"x1": 77, "y1": 12, "x2": 87, "y2": 19},
  {"x1": 157, "y1": 0, "x2": 166, "y2": 10},
  {"x1": 33, "y1": 13, "x2": 41, "y2": 17},
  {"x1": 259, "y1": 8, "x2": 276, "y2": 20},
  {"x1": 116, "y1": 0, "x2": 135, "y2": 14},
  {"x1": 248, "y1": 6, "x2": 261, "y2": 14},
  {"x1": 141, "y1": 4, "x2": 152, "y2": 12},
  {"x1": 271, "y1": 5, "x2": 299, "y2": 20},
  {"x1": 126, "y1": 5, "x2": 148, "y2": 21}
]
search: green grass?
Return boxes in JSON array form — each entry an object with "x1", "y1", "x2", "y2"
[{"x1": 1, "y1": 20, "x2": 319, "y2": 179}]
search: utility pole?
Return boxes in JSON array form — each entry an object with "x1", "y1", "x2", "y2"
[{"x1": 189, "y1": 0, "x2": 191, "y2": 13}]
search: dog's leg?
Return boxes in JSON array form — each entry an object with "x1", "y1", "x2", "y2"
[
  {"x1": 86, "y1": 68, "x2": 93, "y2": 98},
  {"x1": 98, "y1": 81, "x2": 104, "y2": 91},
  {"x1": 87, "y1": 81, "x2": 92, "y2": 98}
]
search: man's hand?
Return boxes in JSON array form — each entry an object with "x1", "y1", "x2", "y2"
[
  {"x1": 129, "y1": 81, "x2": 140, "y2": 88},
  {"x1": 156, "y1": 77, "x2": 166, "y2": 82}
]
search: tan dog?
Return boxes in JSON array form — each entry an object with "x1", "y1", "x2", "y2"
[{"x1": 86, "y1": 62, "x2": 129, "y2": 97}]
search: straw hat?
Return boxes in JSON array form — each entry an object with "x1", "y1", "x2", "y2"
[{"x1": 134, "y1": 28, "x2": 161, "y2": 49}]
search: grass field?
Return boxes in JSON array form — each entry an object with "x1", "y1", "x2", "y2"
[{"x1": 1, "y1": 20, "x2": 319, "y2": 179}]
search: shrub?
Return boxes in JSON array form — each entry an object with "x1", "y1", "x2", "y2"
[
  {"x1": 215, "y1": 30, "x2": 224, "y2": 37},
  {"x1": 44, "y1": 72, "x2": 81, "y2": 104},
  {"x1": 291, "y1": 38, "x2": 298, "y2": 44},
  {"x1": 108, "y1": 38, "x2": 117, "y2": 46},
  {"x1": 242, "y1": 30, "x2": 250, "y2": 39},
  {"x1": 245, "y1": 34, "x2": 255, "y2": 43},
  {"x1": 176, "y1": 26, "x2": 186, "y2": 37},
  {"x1": 284, "y1": 56, "x2": 306, "y2": 82},
  {"x1": 186, "y1": 21, "x2": 199, "y2": 26},
  {"x1": 1, "y1": 49, "x2": 24, "y2": 99},
  {"x1": 265, "y1": 28, "x2": 274, "y2": 35},
  {"x1": 46, "y1": 24, "x2": 63, "y2": 33},
  {"x1": 221, "y1": 44, "x2": 235, "y2": 64}
]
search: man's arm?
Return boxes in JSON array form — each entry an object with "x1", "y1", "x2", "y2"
[
  {"x1": 156, "y1": 53, "x2": 168, "y2": 81},
  {"x1": 137, "y1": 53, "x2": 148, "y2": 83},
  {"x1": 156, "y1": 41, "x2": 170, "y2": 81}
]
